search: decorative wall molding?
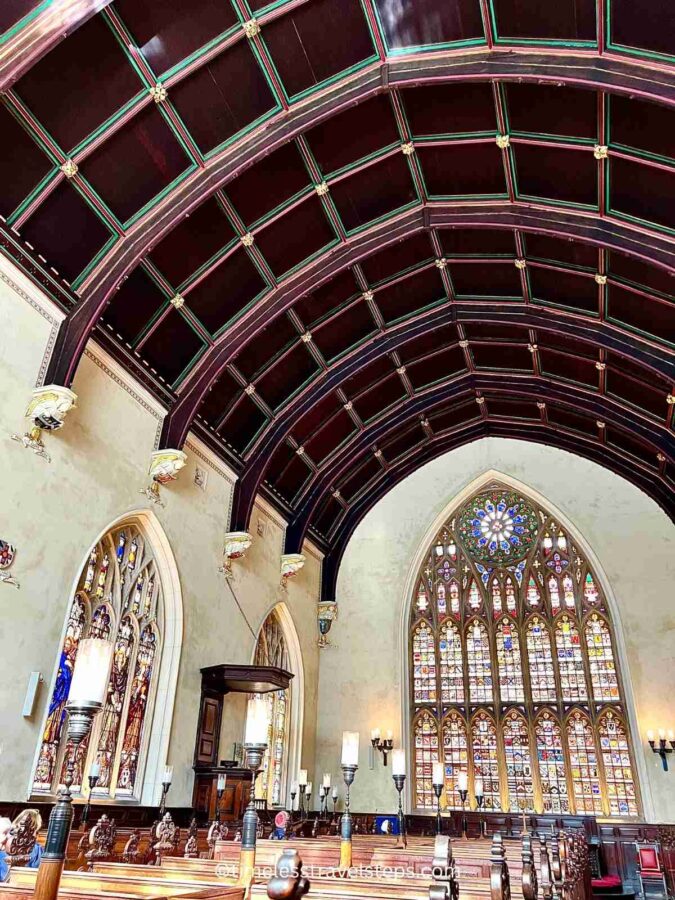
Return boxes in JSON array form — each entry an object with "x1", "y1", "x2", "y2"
[
  {"x1": 83, "y1": 345, "x2": 166, "y2": 421},
  {"x1": 184, "y1": 434, "x2": 238, "y2": 486}
]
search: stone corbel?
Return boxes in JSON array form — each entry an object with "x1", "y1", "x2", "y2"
[
  {"x1": 11, "y1": 384, "x2": 78, "y2": 462},
  {"x1": 219, "y1": 531, "x2": 253, "y2": 577},
  {"x1": 140, "y1": 449, "x2": 187, "y2": 507},
  {"x1": 280, "y1": 553, "x2": 305, "y2": 589}
]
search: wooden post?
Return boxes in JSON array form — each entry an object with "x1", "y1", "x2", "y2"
[
  {"x1": 540, "y1": 834, "x2": 554, "y2": 900},
  {"x1": 267, "y1": 849, "x2": 310, "y2": 900},
  {"x1": 521, "y1": 832, "x2": 538, "y2": 900},
  {"x1": 428, "y1": 834, "x2": 460, "y2": 900},
  {"x1": 490, "y1": 832, "x2": 511, "y2": 900}
]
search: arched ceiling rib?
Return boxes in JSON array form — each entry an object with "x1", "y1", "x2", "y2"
[{"x1": 2, "y1": 0, "x2": 675, "y2": 596}]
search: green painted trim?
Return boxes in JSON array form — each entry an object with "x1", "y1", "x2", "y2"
[
  {"x1": 325, "y1": 142, "x2": 401, "y2": 181},
  {"x1": 606, "y1": 94, "x2": 675, "y2": 166},
  {"x1": 608, "y1": 273, "x2": 674, "y2": 306},
  {"x1": 170, "y1": 337, "x2": 210, "y2": 391},
  {"x1": 370, "y1": 259, "x2": 435, "y2": 290},
  {"x1": 524, "y1": 254, "x2": 595, "y2": 275},
  {"x1": 385, "y1": 38, "x2": 486, "y2": 56},
  {"x1": 381, "y1": 295, "x2": 447, "y2": 330},
  {"x1": 604, "y1": 313, "x2": 675, "y2": 352},
  {"x1": 0, "y1": 0, "x2": 53, "y2": 44},
  {"x1": 607, "y1": 207, "x2": 675, "y2": 239},
  {"x1": 493, "y1": 36, "x2": 596, "y2": 48},
  {"x1": 71, "y1": 233, "x2": 119, "y2": 290},
  {"x1": 200, "y1": 105, "x2": 281, "y2": 161},
  {"x1": 531, "y1": 296, "x2": 599, "y2": 318},
  {"x1": 274, "y1": 236, "x2": 342, "y2": 281},
  {"x1": 339, "y1": 199, "x2": 420, "y2": 238},
  {"x1": 210, "y1": 283, "x2": 271, "y2": 341},
  {"x1": 605, "y1": 41, "x2": 675, "y2": 66},
  {"x1": 122, "y1": 163, "x2": 199, "y2": 229},
  {"x1": 515, "y1": 193, "x2": 598, "y2": 213},
  {"x1": 246, "y1": 35, "x2": 291, "y2": 105},
  {"x1": 285, "y1": 55, "x2": 380, "y2": 106},
  {"x1": 227, "y1": 184, "x2": 315, "y2": 234},
  {"x1": 68, "y1": 91, "x2": 147, "y2": 158},
  {"x1": 511, "y1": 132, "x2": 596, "y2": 147},
  {"x1": 413, "y1": 132, "x2": 497, "y2": 144},
  {"x1": 133, "y1": 299, "x2": 172, "y2": 347},
  {"x1": 0, "y1": 245, "x2": 71, "y2": 311},
  {"x1": 177, "y1": 237, "x2": 241, "y2": 293},
  {"x1": 159, "y1": 23, "x2": 242, "y2": 82},
  {"x1": 155, "y1": 102, "x2": 202, "y2": 166},
  {"x1": 6, "y1": 167, "x2": 60, "y2": 225},
  {"x1": 425, "y1": 191, "x2": 510, "y2": 203},
  {"x1": 1, "y1": 98, "x2": 62, "y2": 165}
]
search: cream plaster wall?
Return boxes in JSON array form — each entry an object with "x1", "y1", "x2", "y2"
[
  {"x1": 0, "y1": 264, "x2": 321, "y2": 808},
  {"x1": 315, "y1": 440, "x2": 675, "y2": 823}
]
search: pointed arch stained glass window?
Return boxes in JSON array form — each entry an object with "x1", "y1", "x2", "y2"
[
  {"x1": 442, "y1": 711, "x2": 468, "y2": 809},
  {"x1": 408, "y1": 483, "x2": 638, "y2": 817},
  {"x1": 414, "y1": 710, "x2": 439, "y2": 809},
  {"x1": 535, "y1": 711, "x2": 569, "y2": 814},
  {"x1": 252, "y1": 610, "x2": 290, "y2": 807},
  {"x1": 526, "y1": 617, "x2": 556, "y2": 702},
  {"x1": 503, "y1": 712, "x2": 534, "y2": 812},
  {"x1": 496, "y1": 618, "x2": 525, "y2": 703},
  {"x1": 439, "y1": 621, "x2": 464, "y2": 703},
  {"x1": 599, "y1": 710, "x2": 638, "y2": 816},
  {"x1": 413, "y1": 621, "x2": 437, "y2": 704},
  {"x1": 586, "y1": 614, "x2": 619, "y2": 702},
  {"x1": 471, "y1": 713, "x2": 500, "y2": 810},
  {"x1": 466, "y1": 620, "x2": 492, "y2": 703},
  {"x1": 33, "y1": 522, "x2": 165, "y2": 800},
  {"x1": 566, "y1": 711, "x2": 603, "y2": 815}
]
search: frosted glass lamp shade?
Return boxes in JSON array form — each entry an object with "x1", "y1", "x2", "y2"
[
  {"x1": 341, "y1": 731, "x2": 359, "y2": 766},
  {"x1": 245, "y1": 696, "x2": 269, "y2": 745},
  {"x1": 69, "y1": 639, "x2": 113, "y2": 705},
  {"x1": 392, "y1": 750, "x2": 406, "y2": 776}
]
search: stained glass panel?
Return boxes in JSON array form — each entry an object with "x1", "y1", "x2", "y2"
[
  {"x1": 439, "y1": 621, "x2": 464, "y2": 703},
  {"x1": 414, "y1": 710, "x2": 439, "y2": 809},
  {"x1": 583, "y1": 573, "x2": 600, "y2": 606},
  {"x1": 526, "y1": 617, "x2": 556, "y2": 703},
  {"x1": 526, "y1": 576, "x2": 541, "y2": 608},
  {"x1": 496, "y1": 618, "x2": 525, "y2": 703},
  {"x1": 555, "y1": 615, "x2": 588, "y2": 701},
  {"x1": 466, "y1": 620, "x2": 492, "y2": 703},
  {"x1": 449, "y1": 580, "x2": 461, "y2": 618},
  {"x1": 548, "y1": 575, "x2": 561, "y2": 614},
  {"x1": 442, "y1": 712, "x2": 468, "y2": 809},
  {"x1": 413, "y1": 621, "x2": 437, "y2": 704},
  {"x1": 471, "y1": 712, "x2": 500, "y2": 811},
  {"x1": 566, "y1": 711, "x2": 603, "y2": 815},
  {"x1": 92, "y1": 616, "x2": 134, "y2": 791},
  {"x1": 535, "y1": 711, "x2": 569, "y2": 813},
  {"x1": 253, "y1": 611, "x2": 290, "y2": 806},
  {"x1": 562, "y1": 574, "x2": 576, "y2": 610},
  {"x1": 586, "y1": 614, "x2": 620, "y2": 702},
  {"x1": 505, "y1": 578, "x2": 517, "y2": 615},
  {"x1": 33, "y1": 594, "x2": 88, "y2": 791},
  {"x1": 117, "y1": 625, "x2": 157, "y2": 795},
  {"x1": 502, "y1": 712, "x2": 534, "y2": 812},
  {"x1": 599, "y1": 710, "x2": 638, "y2": 816}
]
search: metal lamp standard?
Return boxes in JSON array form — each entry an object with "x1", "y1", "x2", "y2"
[
  {"x1": 432, "y1": 762, "x2": 444, "y2": 836},
  {"x1": 340, "y1": 732, "x2": 359, "y2": 869},
  {"x1": 35, "y1": 639, "x2": 112, "y2": 900},
  {"x1": 80, "y1": 761, "x2": 100, "y2": 830},
  {"x1": 457, "y1": 772, "x2": 468, "y2": 840},
  {"x1": 239, "y1": 696, "x2": 269, "y2": 887},
  {"x1": 391, "y1": 749, "x2": 407, "y2": 848}
]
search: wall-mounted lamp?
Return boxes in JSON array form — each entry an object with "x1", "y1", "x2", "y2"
[
  {"x1": 370, "y1": 729, "x2": 394, "y2": 766},
  {"x1": 647, "y1": 729, "x2": 675, "y2": 771}
]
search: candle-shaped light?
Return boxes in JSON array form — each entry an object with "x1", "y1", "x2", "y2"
[
  {"x1": 475, "y1": 777, "x2": 484, "y2": 798},
  {"x1": 298, "y1": 769, "x2": 308, "y2": 786},
  {"x1": 90, "y1": 760, "x2": 101, "y2": 779},
  {"x1": 342, "y1": 731, "x2": 359, "y2": 766},
  {"x1": 647, "y1": 730, "x2": 655, "y2": 743},
  {"x1": 217, "y1": 773, "x2": 227, "y2": 791},
  {"x1": 668, "y1": 730, "x2": 674, "y2": 742},
  {"x1": 245, "y1": 696, "x2": 269, "y2": 745},
  {"x1": 69, "y1": 638, "x2": 113, "y2": 705},
  {"x1": 432, "y1": 761, "x2": 444, "y2": 786},
  {"x1": 392, "y1": 749, "x2": 406, "y2": 777},
  {"x1": 371, "y1": 728, "x2": 380, "y2": 742},
  {"x1": 659, "y1": 728, "x2": 666, "y2": 741},
  {"x1": 385, "y1": 730, "x2": 393, "y2": 742},
  {"x1": 163, "y1": 764, "x2": 173, "y2": 784},
  {"x1": 332, "y1": 786, "x2": 338, "y2": 800},
  {"x1": 458, "y1": 771, "x2": 468, "y2": 792},
  {"x1": 323, "y1": 773, "x2": 331, "y2": 789},
  {"x1": 306, "y1": 781, "x2": 312, "y2": 795}
]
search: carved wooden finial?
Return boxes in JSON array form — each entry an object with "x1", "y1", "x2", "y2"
[
  {"x1": 267, "y1": 849, "x2": 310, "y2": 900},
  {"x1": 428, "y1": 835, "x2": 459, "y2": 900},
  {"x1": 521, "y1": 832, "x2": 537, "y2": 900},
  {"x1": 490, "y1": 833, "x2": 511, "y2": 900}
]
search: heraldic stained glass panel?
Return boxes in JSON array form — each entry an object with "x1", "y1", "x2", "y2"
[
  {"x1": 33, "y1": 522, "x2": 164, "y2": 799},
  {"x1": 502, "y1": 711, "x2": 535, "y2": 812},
  {"x1": 408, "y1": 482, "x2": 639, "y2": 817},
  {"x1": 442, "y1": 711, "x2": 469, "y2": 809},
  {"x1": 252, "y1": 610, "x2": 290, "y2": 807},
  {"x1": 414, "y1": 709, "x2": 439, "y2": 809},
  {"x1": 535, "y1": 711, "x2": 569, "y2": 814}
]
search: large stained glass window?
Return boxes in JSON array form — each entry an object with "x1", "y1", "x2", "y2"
[
  {"x1": 33, "y1": 522, "x2": 164, "y2": 800},
  {"x1": 251, "y1": 610, "x2": 290, "y2": 807},
  {"x1": 408, "y1": 482, "x2": 639, "y2": 817}
]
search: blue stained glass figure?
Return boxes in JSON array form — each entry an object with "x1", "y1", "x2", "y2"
[{"x1": 116, "y1": 532, "x2": 126, "y2": 564}]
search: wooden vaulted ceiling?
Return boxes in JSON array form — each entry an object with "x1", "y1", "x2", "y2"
[{"x1": 1, "y1": 0, "x2": 674, "y2": 599}]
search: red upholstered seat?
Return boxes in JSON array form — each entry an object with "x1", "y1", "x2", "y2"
[
  {"x1": 592, "y1": 876, "x2": 622, "y2": 890},
  {"x1": 638, "y1": 847, "x2": 660, "y2": 870}
]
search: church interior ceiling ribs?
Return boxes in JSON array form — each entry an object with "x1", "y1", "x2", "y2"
[{"x1": 1, "y1": 0, "x2": 674, "y2": 600}]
